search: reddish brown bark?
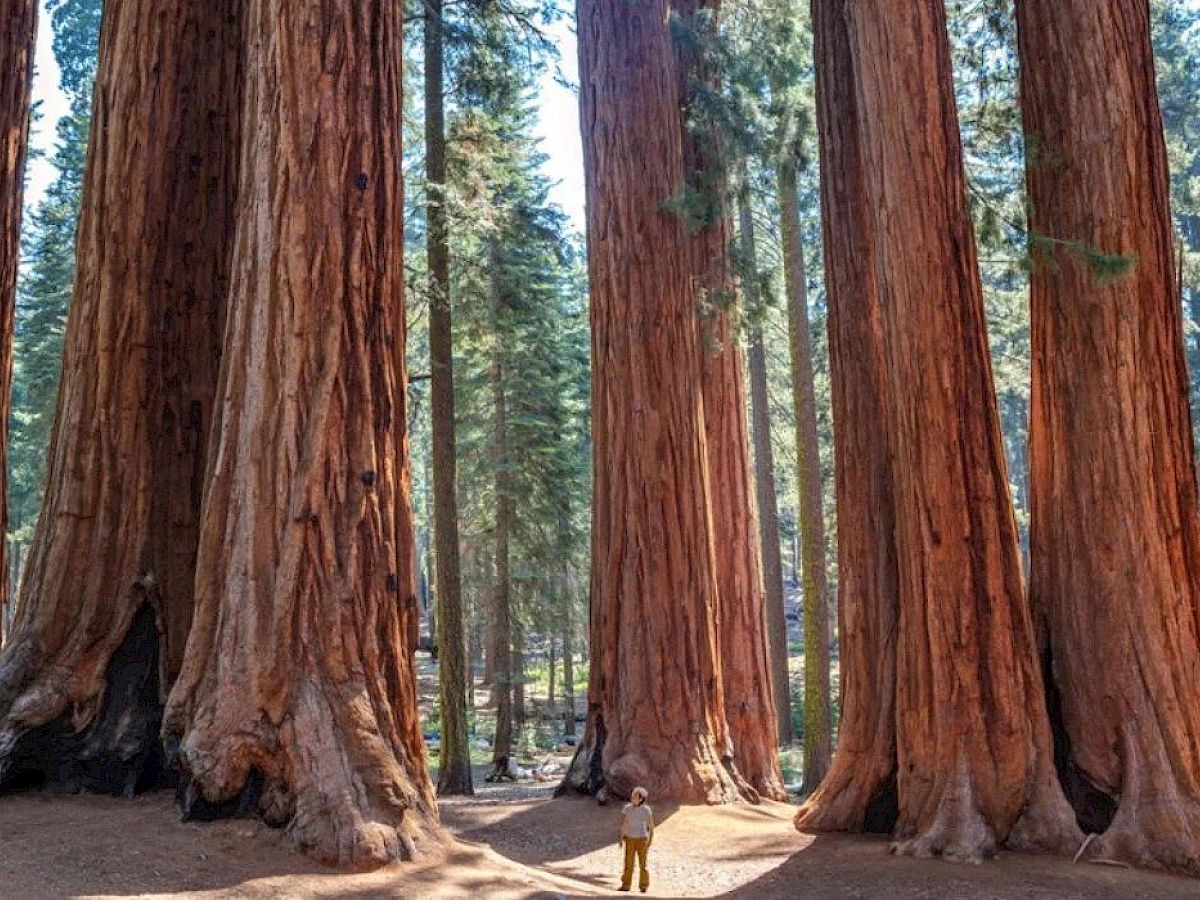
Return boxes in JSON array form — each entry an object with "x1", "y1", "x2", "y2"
[
  {"x1": 795, "y1": 0, "x2": 896, "y2": 832},
  {"x1": 0, "y1": 0, "x2": 36, "y2": 643},
  {"x1": 162, "y1": 0, "x2": 439, "y2": 867},
  {"x1": 797, "y1": 0, "x2": 1079, "y2": 861},
  {"x1": 561, "y1": 0, "x2": 741, "y2": 804},
  {"x1": 0, "y1": 0, "x2": 238, "y2": 794},
  {"x1": 699, "y1": 310, "x2": 786, "y2": 801},
  {"x1": 1019, "y1": 0, "x2": 1200, "y2": 873},
  {"x1": 677, "y1": 0, "x2": 785, "y2": 803}
]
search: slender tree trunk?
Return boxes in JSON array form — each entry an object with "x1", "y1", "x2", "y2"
[
  {"x1": 0, "y1": 0, "x2": 238, "y2": 795},
  {"x1": 561, "y1": 0, "x2": 743, "y2": 804},
  {"x1": 425, "y1": 0, "x2": 472, "y2": 797},
  {"x1": 797, "y1": 0, "x2": 1079, "y2": 861},
  {"x1": 739, "y1": 186, "x2": 793, "y2": 750},
  {"x1": 777, "y1": 155, "x2": 832, "y2": 786},
  {"x1": 0, "y1": 0, "x2": 36, "y2": 647},
  {"x1": 162, "y1": 0, "x2": 440, "y2": 867},
  {"x1": 563, "y1": 600, "x2": 575, "y2": 738},
  {"x1": 1019, "y1": 0, "x2": 1200, "y2": 873},
  {"x1": 547, "y1": 633, "x2": 557, "y2": 716},
  {"x1": 490, "y1": 259, "x2": 513, "y2": 771},
  {"x1": 512, "y1": 620, "x2": 525, "y2": 747},
  {"x1": 678, "y1": 0, "x2": 784, "y2": 803}
]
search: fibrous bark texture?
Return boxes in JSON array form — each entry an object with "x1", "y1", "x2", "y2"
[
  {"x1": 0, "y1": 0, "x2": 36, "y2": 642},
  {"x1": 162, "y1": 0, "x2": 440, "y2": 867},
  {"x1": 0, "y1": 0, "x2": 239, "y2": 794},
  {"x1": 679, "y1": 0, "x2": 785, "y2": 803},
  {"x1": 699, "y1": 309, "x2": 786, "y2": 802},
  {"x1": 795, "y1": 0, "x2": 896, "y2": 833},
  {"x1": 797, "y1": 0, "x2": 1080, "y2": 862},
  {"x1": 561, "y1": 0, "x2": 741, "y2": 805},
  {"x1": 1019, "y1": 0, "x2": 1200, "y2": 874}
]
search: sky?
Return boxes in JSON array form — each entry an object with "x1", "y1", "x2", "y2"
[{"x1": 23, "y1": 3, "x2": 587, "y2": 230}]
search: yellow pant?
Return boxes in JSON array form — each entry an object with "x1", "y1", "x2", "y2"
[{"x1": 621, "y1": 837, "x2": 650, "y2": 891}]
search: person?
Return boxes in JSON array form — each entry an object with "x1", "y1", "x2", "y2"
[{"x1": 618, "y1": 786, "x2": 654, "y2": 893}]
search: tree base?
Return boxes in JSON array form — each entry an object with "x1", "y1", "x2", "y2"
[
  {"x1": 1074, "y1": 737, "x2": 1200, "y2": 875},
  {"x1": 168, "y1": 675, "x2": 443, "y2": 869},
  {"x1": 557, "y1": 713, "x2": 752, "y2": 804},
  {"x1": 794, "y1": 756, "x2": 898, "y2": 835},
  {"x1": 0, "y1": 605, "x2": 171, "y2": 798}
]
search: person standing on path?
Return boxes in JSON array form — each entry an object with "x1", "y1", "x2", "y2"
[{"x1": 618, "y1": 786, "x2": 654, "y2": 892}]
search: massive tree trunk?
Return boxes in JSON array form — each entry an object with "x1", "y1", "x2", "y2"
[
  {"x1": 740, "y1": 186, "x2": 794, "y2": 749},
  {"x1": 0, "y1": 0, "x2": 36, "y2": 646},
  {"x1": 797, "y1": 0, "x2": 1079, "y2": 861},
  {"x1": 162, "y1": 0, "x2": 439, "y2": 867},
  {"x1": 560, "y1": 0, "x2": 743, "y2": 804},
  {"x1": 425, "y1": 0, "x2": 472, "y2": 798},
  {"x1": 0, "y1": 0, "x2": 238, "y2": 795},
  {"x1": 679, "y1": 0, "x2": 785, "y2": 803},
  {"x1": 777, "y1": 154, "x2": 832, "y2": 788},
  {"x1": 1019, "y1": 0, "x2": 1200, "y2": 873},
  {"x1": 795, "y1": 0, "x2": 897, "y2": 833}
]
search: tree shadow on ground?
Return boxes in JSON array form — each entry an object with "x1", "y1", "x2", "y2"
[
  {"x1": 0, "y1": 789, "x2": 593, "y2": 899},
  {"x1": 726, "y1": 833, "x2": 1200, "y2": 900}
]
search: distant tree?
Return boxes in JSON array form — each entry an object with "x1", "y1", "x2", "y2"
[{"x1": 424, "y1": 0, "x2": 473, "y2": 798}]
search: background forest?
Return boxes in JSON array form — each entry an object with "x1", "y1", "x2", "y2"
[{"x1": 8, "y1": 0, "x2": 1200, "y2": 791}]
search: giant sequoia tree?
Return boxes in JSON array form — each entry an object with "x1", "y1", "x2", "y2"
[
  {"x1": 162, "y1": 0, "x2": 438, "y2": 867},
  {"x1": 675, "y1": 0, "x2": 785, "y2": 802},
  {"x1": 1019, "y1": 0, "x2": 1200, "y2": 872},
  {"x1": 0, "y1": 0, "x2": 37, "y2": 633},
  {"x1": 796, "y1": 0, "x2": 1079, "y2": 860},
  {"x1": 0, "y1": 0, "x2": 239, "y2": 793},
  {"x1": 561, "y1": 0, "x2": 743, "y2": 804}
]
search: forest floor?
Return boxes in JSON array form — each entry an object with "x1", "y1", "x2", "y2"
[{"x1": 3, "y1": 778, "x2": 1200, "y2": 898}]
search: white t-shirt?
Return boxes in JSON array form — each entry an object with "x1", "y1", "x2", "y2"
[{"x1": 623, "y1": 802, "x2": 653, "y2": 839}]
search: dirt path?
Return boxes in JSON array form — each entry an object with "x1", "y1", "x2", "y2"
[{"x1": 1, "y1": 784, "x2": 1198, "y2": 898}]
